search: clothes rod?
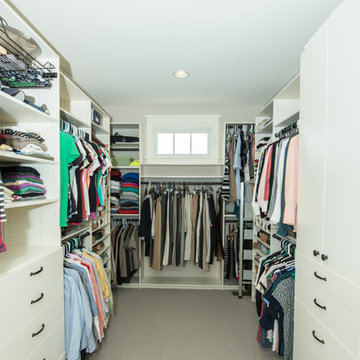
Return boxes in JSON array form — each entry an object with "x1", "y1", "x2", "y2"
[
  {"x1": 141, "y1": 181, "x2": 223, "y2": 185},
  {"x1": 272, "y1": 233, "x2": 296, "y2": 243}
]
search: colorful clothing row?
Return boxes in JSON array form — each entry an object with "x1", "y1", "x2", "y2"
[
  {"x1": 60, "y1": 131, "x2": 111, "y2": 227},
  {"x1": 63, "y1": 248, "x2": 112, "y2": 360},
  {"x1": 252, "y1": 135, "x2": 299, "y2": 237}
]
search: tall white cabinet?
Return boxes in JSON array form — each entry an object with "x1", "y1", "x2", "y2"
[{"x1": 294, "y1": 1, "x2": 360, "y2": 359}]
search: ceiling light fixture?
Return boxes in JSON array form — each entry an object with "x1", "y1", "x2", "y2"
[{"x1": 173, "y1": 70, "x2": 190, "y2": 79}]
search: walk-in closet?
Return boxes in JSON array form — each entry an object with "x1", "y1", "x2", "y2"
[{"x1": 0, "y1": 0, "x2": 358, "y2": 359}]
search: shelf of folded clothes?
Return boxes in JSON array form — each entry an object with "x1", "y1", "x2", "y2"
[
  {"x1": 119, "y1": 172, "x2": 139, "y2": 213},
  {"x1": 0, "y1": 150, "x2": 55, "y2": 164},
  {"x1": 0, "y1": 128, "x2": 54, "y2": 161},
  {"x1": 0, "y1": 90, "x2": 57, "y2": 123},
  {"x1": 1, "y1": 166, "x2": 50, "y2": 207}
]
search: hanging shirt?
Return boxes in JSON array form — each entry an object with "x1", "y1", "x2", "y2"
[
  {"x1": 233, "y1": 133, "x2": 242, "y2": 204},
  {"x1": 60, "y1": 131, "x2": 80, "y2": 227}
]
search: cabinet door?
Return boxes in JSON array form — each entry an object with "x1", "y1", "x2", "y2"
[
  {"x1": 297, "y1": 23, "x2": 328, "y2": 260},
  {"x1": 322, "y1": 0, "x2": 360, "y2": 285}
]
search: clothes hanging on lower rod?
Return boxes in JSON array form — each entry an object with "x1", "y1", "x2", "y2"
[
  {"x1": 252, "y1": 133, "x2": 299, "y2": 238},
  {"x1": 62, "y1": 238, "x2": 113, "y2": 360},
  {"x1": 139, "y1": 185, "x2": 224, "y2": 272},
  {"x1": 223, "y1": 224, "x2": 240, "y2": 280},
  {"x1": 254, "y1": 240, "x2": 295, "y2": 360},
  {"x1": 111, "y1": 221, "x2": 140, "y2": 285}
]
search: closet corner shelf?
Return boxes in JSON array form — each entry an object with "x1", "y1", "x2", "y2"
[
  {"x1": 274, "y1": 111, "x2": 300, "y2": 129},
  {"x1": 0, "y1": 150, "x2": 56, "y2": 164},
  {"x1": 253, "y1": 248, "x2": 268, "y2": 258},
  {"x1": 93, "y1": 221, "x2": 111, "y2": 232},
  {"x1": 4, "y1": 198, "x2": 59, "y2": 210},
  {"x1": 92, "y1": 233, "x2": 110, "y2": 248},
  {"x1": 97, "y1": 244, "x2": 111, "y2": 256},
  {"x1": 0, "y1": 91, "x2": 58, "y2": 124},
  {"x1": 111, "y1": 213, "x2": 139, "y2": 218},
  {"x1": 61, "y1": 225, "x2": 91, "y2": 242},
  {"x1": 254, "y1": 236, "x2": 271, "y2": 249},
  {"x1": 111, "y1": 166, "x2": 139, "y2": 169},
  {"x1": 92, "y1": 122, "x2": 110, "y2": 134},
  {"x1": 111, "y1": 143, "x2": 139, "y2": 150},
  {"x1": 256, "y1": 120, "x2": 273, "y2": 134},
  {"x1": 60, "y1": 108, "x2": 90, "y2": 129}
]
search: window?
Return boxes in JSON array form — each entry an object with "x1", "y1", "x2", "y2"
[{"x1": 157, "y1": 132, "x2": 208, "y2": 155}]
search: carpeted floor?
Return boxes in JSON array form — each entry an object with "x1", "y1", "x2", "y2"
[{"x1": 88, "y1": 288, "x2": 279, "y2": 360}]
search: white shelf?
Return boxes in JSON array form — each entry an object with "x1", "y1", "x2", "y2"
[
  {"x1": 60, "y1": 72, "x2": 90, "y2": 102},
  {"x1": 92, "y1": 122, "x2": 109, "y2": 134},
  {"x1": 60, "y1": 108, "x2": 90, "y2": 128},
  {"x1": 274, "y1": 111, "x2": 300, "y2": 129},
  {"x1": 61, "y1": 225, "x2": 91, "y2": 241},
  {"x1": 256, "y1": 120, "x2": 273, "y2": 134},
  {"x1": 92, "y1": 233, "x2": 110, "y2": 247},
  {"x1": 111, "y1": 213, "x2": 139, "y2": 218},
  {"x1": 93, "y1": 221, "x2": 111, "y2": 232},
  {"x1": 4, "y1": 198, "x2": 58, "y2": 210},
  {"x1": 111, "y1": 143, "x2": 139, "y2": 150},
  {"x1": 0, "y1": 150, "x2": 56, "y2": 164},
  {"x1": 0, "y1": 91, "x2": 58, "y2": 124},
  {"x1": 254, "y1": 236, "x2": 270, "y2": 249},
  {"x1": 141, "y1": 276, "x2": 222, "y2": 289},
  {"x1": 142, "y1": 163, "x2": 223, "y2": 166},
  {"x1": 0, "y1": 245, "x2": 59, "y2": 277},
  {"x1": 112, "y1": 166, "x2": 139, "y2": 170},
  {"x1": 97, "y1": 245, "x2": 111, "y2": 256},
  {"x1": 253, "y1": 248, "x2": 267, "y2": 258}
]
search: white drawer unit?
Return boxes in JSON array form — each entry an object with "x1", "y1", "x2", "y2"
[
  {"x1": 26, "y1": 320, "x2": 65, "y2": 360},
  {"x1": 0, "y1": 296, "x2": 63, "y2": 360},
  {"x1": 0, "y1": 267, "x2": 63, "y2": 345},
  {"x1": 296, "y1": 252, "x2": 360, "y2": 357},
  {"x1": 294, "y1": 299, "x2": 358, "y2": 360},
  {"x1": 0, "y1": 247, "x2": 63, "y2": 306}
]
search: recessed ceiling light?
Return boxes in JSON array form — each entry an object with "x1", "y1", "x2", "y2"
[{"x1": 173, "y1": 70, "x2": 190, "y2": 79}]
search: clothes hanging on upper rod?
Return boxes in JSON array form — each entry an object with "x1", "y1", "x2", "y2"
[
  {"x1": 254, "y1": 240, "x2": 295, "y2": 360},
  {"x1": 252, "y1": 132, "x2": 299, "y2": 238},
  {"x1": 139, "y1": 185, "x2": 224, "y2": 272},
  {"x1": 221, "y1": 125, "x2": 255, "y2": 206},
  {"x1": 60, "y1": 126, "x2": 111, "y2": 228}
]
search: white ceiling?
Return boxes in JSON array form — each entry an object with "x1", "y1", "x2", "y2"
[{"x1": 10, "y1": 0, "x2": 342, "y2": 106}]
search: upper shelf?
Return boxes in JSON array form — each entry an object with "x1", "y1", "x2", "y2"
[
  {"x1": 92, "y1": 122, "x2": 109, "y2": 134},
  {"x1": 0, "y1": 150, "x2": 56, "y2": 164},
  {"x1": 60, "y1": 108, "x2": 90, "y2": 128},
  {"x1": 111, "y1": 143, "x2": 139, "y2": 150},
  {"x1": 60, "y1": 72, "x2": 90, "y2": 102},
  {"x1": 255, "y1": 120, "x2": 273, "y2": 134},
  {"x1": 0, "y1": 91, "x2": 58, "y2": 124}
]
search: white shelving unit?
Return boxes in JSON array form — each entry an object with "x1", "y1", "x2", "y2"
[
  {"x1": 251, "y1": 73, "x2": 300, "y2": 302},
  {"x1": 0, "y1": 2, "x2": 64, "y2": 359}
]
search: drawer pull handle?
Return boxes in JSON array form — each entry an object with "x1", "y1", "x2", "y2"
[
  {"x1": 313, "y1": 298, "x2": 327, "y2": 310},
  {"x1": 30, "y1": 266, "x2": 43, "y2": 277},
  {"x1": 31, "y1": 292, "x2": 44, "y2": 305},
  {"x1": 312, "y1": 330, "x2": 325, "y2": 344},
  {"x1": 32, "y1": 323, "x2": 45, "y2": 337},
  {"x1": 314, "y1": 271, "x2": 327, "y2": 281},
  {"x1": 321, "y1": 254, "x2": 328, "y2": 261},
  {"x1": 313, "y1": 250, "x2": 320, "y2": 257}
]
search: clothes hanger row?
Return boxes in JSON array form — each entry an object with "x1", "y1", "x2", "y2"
[{"x1": 61, "y1": 231, "x2": 90, "y2": 257}]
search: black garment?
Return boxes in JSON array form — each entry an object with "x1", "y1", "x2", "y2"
[
  {"x1": 2, "y1": 166, "x2": 41, "y2": 177},
  {"x1": 175, "y1": 194, "x2": 182, "y2": 266},
  {"x1": 139, "y1": 197, "x2": 151, "y2": 256},
  {"x1": 168, "y1": 191, "x2": 174, "y2": 265},
  {"x1": 266, "y1": 141, "x2": 278, "y2": 215},
  {"x1": 215, "y1": 196, "x2": 224, "y2": 261},
  {"x1": 198, "y1": 196, "x2": 204, "y2": 269},
  {"x1": 208, "y1": 194, "x2": 217, "y2": 264},
  {"x1": 160, "y1": 192, "x2": 167, "y2": 264}
]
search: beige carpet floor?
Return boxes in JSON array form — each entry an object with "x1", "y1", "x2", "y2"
[{"x1": 88, "y1": 288, "x2": 279, "y2": 360}]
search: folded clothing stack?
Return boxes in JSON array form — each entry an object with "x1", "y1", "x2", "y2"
[
  {"x1": 111, "y1": 169, "x2": 121, "y2": 213},
  {"x1": 118, "y1": 172, "x2": 139, "y2": 215},
  {"x1": 0, "y1": 128, "x2": 52, "y2": 158},
  {"x1": 110, "y1": 133, "x2": 139, "y2": 145},
  {"x1": 2, "y1": 166, "x2": 46, "y2": 202}
]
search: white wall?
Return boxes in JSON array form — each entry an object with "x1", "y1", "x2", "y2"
[{"x1": 104, "y1": 104, "x2": 261, "y2": 126}]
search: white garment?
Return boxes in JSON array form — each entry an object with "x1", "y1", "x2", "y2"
[
  {"x1": 184, "y1": 193, "x2": 192, "y2": 261},
  {"x1": 270, "y1": 138, "x2": 290, "y2": 224},
  {"x1": 205, "y1": 194, "x2": 212, "y2": 263}
]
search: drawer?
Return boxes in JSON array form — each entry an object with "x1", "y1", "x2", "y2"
[
  {"x1": 296, "y1": 252, "x2": 360, "y2": 314},
  {"x1": 296, "y1": 254, "x2": 360, "y2": 356},
  {"x1": 294, "y1": 299, "x2": 358, "y2": 360},
  {"x1": 0, "y1": 247, "x2": 63, "y2": 305},
  {"x1": 0, "y1": 267, "x2": 63, "y2": 346},
  {"x1": 0, "y1": 296, "x2": 63, "y2": 360},
  {"x1": 26, "y1": 320, "x2": 65, "y2": 360}
]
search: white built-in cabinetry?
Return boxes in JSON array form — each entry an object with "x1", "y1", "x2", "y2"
[{"x1": 294, "y1": 1, "x2": 360, "y2": 359}]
